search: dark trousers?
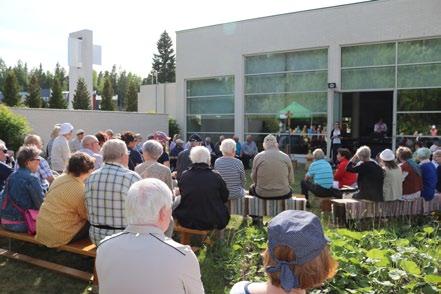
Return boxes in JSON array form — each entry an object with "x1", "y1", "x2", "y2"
[
  {"x1": 331, "y1": 143, "x2": 341, "y2": 164},
  {"x1": 241, "y1": 154, "x2": 254, "y2": 169},
  {"x1": 301, "y1": 179, "x2": 339, "y2": 200}
]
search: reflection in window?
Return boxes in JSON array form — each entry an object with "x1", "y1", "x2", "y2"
[
  {"x1": 342, "y1": 43, "x2": 396, "y2": 67},
  {"x1": 397, "y1": 113, "x2": 441, "y2": 136},
  {"x1": 397, "y1": 63, "x2": 441, "y2": 88},
  {"x1": 342, "y1": 67, "x2": 395, "y2": 90},
  {"x1": 398, "y1": 89, "x2": 441, "y2": 111},
  {"x1": 398, "y1": 38, "x2": 441, "y2": 64}
]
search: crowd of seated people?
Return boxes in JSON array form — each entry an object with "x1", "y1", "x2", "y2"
[{"x1": 1, "y1": 126, "x2": 441, "y2": 293}]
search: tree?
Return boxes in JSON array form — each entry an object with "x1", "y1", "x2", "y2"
[
  {"x1": 0, "y1": 105, "x2": 31, "y2": 151},
  {"x1": 49, "y1": 77, "x2": 67, "y2": 109},
  {"x1": 25, "y1": 74, "x2": 42, "y2": 108},
  {"x1": 13, "y1": 60, "x2": 28, "y2": 91},
  {"x1": 151, "y1": 31, "x2": 176, "y2": 83},
  {"x1": 126, "y1": 79, "x2": 138, "y2": 112},
  {"x1": 117, "y1": 70, "x2": 128, "y2": 110},
  {"x1": 168, "y1": 118, "x2": 180, "y2": 137},
  {"x1": 0, "y1": 58, "x2": 7, "y2": 90},
  {"x1": 100, "y1": 75, "x2": 114, "y2": 111},
  {"x1": 72, "y1": 78, "x2": 91, "y2": 110},
  {"x1": 54, "y1": 63, "x2": 67, "y2": 90},
  {"x1": 2, "y1": 69, "x2": 20, "y2": 106}
]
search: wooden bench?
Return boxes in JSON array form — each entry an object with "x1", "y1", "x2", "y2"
[
  {"x1": 332, "y1": 194, "x2": 441, "y2": 226},
  {"x1": 0, "y1": 227, "x2": 96, "y2": 282}
]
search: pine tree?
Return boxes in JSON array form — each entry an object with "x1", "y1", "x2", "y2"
[
  {"x1": 100, "y1": 76, "x2": 114, "y2": 111},
  {"x1": 117, "y1": 71, "x2": 128, "y2": 110},
  {"x1": 25, "y1": 74, "x2": 42, "y2": 108},
  {"x1": 49, "y1": 77, "x2": 67, "y2": 109},
  {"x1": 151, "y1": 31, "x2": 176, "y2": 83},
  {"x1": 126, "y1": 79, "x2": 138, "y2": 112},
  {"x1": 72, "y1": 78, "x2": 91, "y2": 110},
  {"x1": 2, "y1": 70, "x2": 20, "y2": 106}
]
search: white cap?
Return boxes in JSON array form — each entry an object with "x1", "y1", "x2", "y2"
[
  {"x1": 59, "y1": 123, "x2": 74, "y2": 135},
  {"x1": 380, "y1": 149, "x2": 395, "y2": 161}
]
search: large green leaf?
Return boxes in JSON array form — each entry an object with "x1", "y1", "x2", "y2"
[
  {"x1": 400, "y1": 260, "x2": 421, "y2": 275},
  {"x1": 366, "y1": 249, "x2": 390, "y2": 266},
  {"x1": 336, "y1": 229, "x2": 363, "y2": 241},
  {"x1": 424, "y1": 275, "x2": 441, "y2": 284}
]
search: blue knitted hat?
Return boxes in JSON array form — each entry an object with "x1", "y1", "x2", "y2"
[{"x1": 266, "y1": 210, "x2": 329, "y2": 292}]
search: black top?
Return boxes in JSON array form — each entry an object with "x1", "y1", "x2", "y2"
[
  {"x1": 0, "y1": 162, "x2": 13, "y2": 192},
  {"x1": 173, "y1": 163, "x2": 230, "y2": 230},
  {"x1": 346, "y1": 160, "x2": 384, "y2": 202},
  {"x1": 157, "y1": 151, "x2": 169, "y2": 165},
  {"x1": 128, "y1": 147, "x2": 143, "y2": 171},
  {"x1": 437, "y1": 165, "x2": 441, "y2": 193},
  {"x1": 176, "y1": 149, "x2": 192, "y2": 180}
]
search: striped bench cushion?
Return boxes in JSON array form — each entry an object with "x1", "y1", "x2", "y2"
[{"x1": 246, "y1": 195, "x2": 306, "y2": 217}]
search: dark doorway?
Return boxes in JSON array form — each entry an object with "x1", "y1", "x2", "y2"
[{"x1": 342, "y1": 91, "x2": 393, "y2": 156}]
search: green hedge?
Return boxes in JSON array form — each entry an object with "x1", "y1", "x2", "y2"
[{"x1": 0, "y1": 105, "x2": 31, "y2": 151}]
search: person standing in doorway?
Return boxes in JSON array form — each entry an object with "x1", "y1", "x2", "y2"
[{"x1": 330, "y1": 122, "x2": 342, "y2": 164}]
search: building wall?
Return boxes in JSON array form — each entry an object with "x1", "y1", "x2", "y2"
[
  {"x1": 138, "y1": 83, "x2": 177, "y2": 119},
  {"x1": 11, "y1": 108, "x2": 168, "y2": 145},
  {"x1": 176, "y1": 0, "x2": 441, "y2": 139}
]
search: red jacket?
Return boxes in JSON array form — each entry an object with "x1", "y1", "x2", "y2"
[{"x1": 334, "y1": 158, "x2": 357, "y2": 188}]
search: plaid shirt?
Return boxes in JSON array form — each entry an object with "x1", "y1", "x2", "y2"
[{"x1": 85, "y1": 162, "x2": 141, "y2": 244}]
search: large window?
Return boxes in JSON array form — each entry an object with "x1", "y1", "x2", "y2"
[
  {"x1": 397, "y1": 38, "x2": 441, "y2": 137},
  {"x1": 186, "y1": 76, "x2": 234, "y2": 140},
  {"x1": 244, "y1": 48, "x2": 328, "y2": 153}
]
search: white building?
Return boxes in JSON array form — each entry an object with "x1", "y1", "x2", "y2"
[{"x1": 173, "y1": 0, "x2": 441, "y2": 156}]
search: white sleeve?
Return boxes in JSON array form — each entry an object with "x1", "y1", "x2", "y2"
[
  {"x1": 229, "y1": 281, "x2": 250, "y2": 294},
  {"x1": 182, "y1": 250, "x2": 205, "y2": 294}
]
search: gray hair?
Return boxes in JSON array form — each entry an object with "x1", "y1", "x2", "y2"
[
  {"x1": 312, "y1": 148, "x2": 325, "y2": 160},
  {"x1": 16, "y1": 145, "x2": 40, "y2": 167},
  {"x1": 125, "y1": 178, "x2": 172, "y2": 225},
  {"x1": 50, "y1": 124, "x2": 61, "y2": 139},
  {"x1": 356, "y1": 145, "x2": 371, "y2": 161},
  {"x1": 81, "y1": 135, "x2": 99, "y2": 149},
  {"x1": 190, "y1": 146, "x2": 210, "y2": 164},
  {"x1": 102, "y1": 139, "x2": 128, "y2": 162},
  {"x1": 416, "y1": 147, "x2": 431, "y2": 161},
  {"x1": 220, "y1": 138, "x2": 236, "y2": 155},
  {"x1": 23, "y1": 134, "x2": 43, "y2": 148},
  {"x1": 142, "y1": 140, "x2": 164, "y2": 160},
  {"x1": 263, "y1": 134, "x2": 278, "y2": 150},
  {"x1": 433, "y1": 149, "x2": 441, "y2": 158}
]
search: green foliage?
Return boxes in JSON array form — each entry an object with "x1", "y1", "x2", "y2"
[
  {"x1": 49, "y1": 77, "x2": 67, "y2": 109},
  {"x1": 25, "y1": 74, "x2": 42, "y2": 108},
  {"x1": 125, "y1": 79, "x2": 138, "y2": 112},
  {"x1": 152, "y1": 31, "x2": 176, "y2": 83},
  {"x1": 168, "y1": 118, "x2": 180, "y2": 136},
  {"x1": 0, "y1": 104, "x2": 31, "y2": 151},
  {"x1": 100, "y1": 76, "x2": 115, "y2": 111},
  {"x1": 2, "y1": 69, "x2": 20, "y2": 106},
  {"x1": 72, "y1": 78, "x2": 91, "y2": 110},
  {"x1": 13, "y1": 60, "x2": 28, "y2": 91}
]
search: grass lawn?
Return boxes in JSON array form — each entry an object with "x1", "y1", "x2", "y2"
[{"x1": 0, "y1": 164, "x2": 439, "y2": 293}]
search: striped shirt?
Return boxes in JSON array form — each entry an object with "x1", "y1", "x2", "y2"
[
  {"x1": 35, "y1": 174, "x2": 88, "y2": 247},
  {"x1": 85, "y1": 162, "x2": 141, "y2": 244},
  {"x1": 306, "y1": 159, "x2": 333, "y2": 189},
  {"x1": 214, "y1": 156, "x2": 245, "y2": 199}
]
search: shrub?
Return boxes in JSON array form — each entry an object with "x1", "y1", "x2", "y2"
[
  {"x1": 0, "y1": 104, "x2": 31, "y2": 151},
  {"x1": 169, "y1": 117, "x2": 180, "y2": 137}
]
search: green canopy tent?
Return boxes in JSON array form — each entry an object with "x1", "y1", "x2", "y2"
[{"x1": 278, "y1": 101, "x2": 312, "y2": 120}]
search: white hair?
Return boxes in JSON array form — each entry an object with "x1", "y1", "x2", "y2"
[
  {"x1": 190, "y1": 146, "x2": 210, "y2": 164},
  {"x1": 81, "y1": 135, "x2": 98, "y2": 148},
  {"x1": 263, "y1": 134, "x2": 278, "y2": 150},
  {"x1": 312, "y1": 148, "x2": 325, "y2": 160},
  {"x1": 220, "y1": 138, "x2": 236, "y2": 155},
  {"x1": 102, "y1": 139, "x2": 128, "y2": 162},
  {"x1": 142, "y1": 140, "x2": 163, "y2": 160},
  {"x1": 356, "y1": 145, "x2": 371, "y2": 161},
  {"x1": 125, "y1": 178, "x2": 172, "y2": 225}
]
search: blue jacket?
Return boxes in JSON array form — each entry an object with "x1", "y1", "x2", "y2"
[
  {"x1": 1, "y1": 168, "x2": 44, "y2": 222},
  {"x1": 420, "y1": 162, "x2": 437, "y2": 201}
]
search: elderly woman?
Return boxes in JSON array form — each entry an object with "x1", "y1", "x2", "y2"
[
  {"x1": 45, "y1": 124, "x2": 60, "y2": 166},
  {"x1": 214, "y1": 138, "x2": 245, "y2": 200},
  {"x1": 333, "y1": 148, "x2": 357, "y2": 188},
  {"x1": 416, "y1": 147, "x2": 437, "y2": 201},
  {"x1": 1, "y1": 146, "x2": 44, "y2": 232},
  {"x1": 173, "y1": 146, "x2": 230, "y2": 230},
  {"x1": 346, "y1": 145, "x2": 384, "y2": 202},
  {"x1": 135, "y1": 140, "x2": 173, "y2": 191},
  {"x1": 378, "y1": 149, "x2": 403, "y2": 202},
  {"x1": 230, "y1": 210, "x2": 337, "y2": 294},
  {"x1": 434, "y1": 150, "x2": 441, "y2": 193},
  {"x1": 396, "y1": 146, "x2": 422, "y2": 201},
  {"x1": 36, "y1": 152, "x2": 95, "y2": 247},
  {"x1": 250, "y1": 134, "x2": 294, "y2": 199}
]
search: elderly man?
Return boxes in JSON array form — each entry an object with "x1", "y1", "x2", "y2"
[
  {"x1": 0, "y1": 140, "x2": 13, "y2": 192},
  {"x1": 96, "y1": 178, "x2": 204, "y2": 294},
  {"x1": 70, "y1": 129, "x2": 85, "y2": 153},
  {"x1": 51, "y1": 122, "x2": 74, "y2": 173},
  {"x1": 79, "y1": 135, "x2": 103, "y2": 169},
  {"x1": 241, "y1": 135, "x2": 258, "y2": 169},
  {"x1": 250, "y1": 134, "x2": 294, "y2": 200},
  {"x1": 175, "y1": 134, "x2": 202, "y2": 181},
  {"x1": 301, "y1": 149, "x2": 338, "y2": 204},
  {"x1": 85, "y1": 139, "x2": 141, "y2": 244}
]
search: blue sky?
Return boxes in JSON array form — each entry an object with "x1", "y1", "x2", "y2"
[{"x1": 0, "y1": 0, "x2": 365, "y2": 77}]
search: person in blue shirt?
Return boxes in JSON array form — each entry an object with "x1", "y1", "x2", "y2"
[
  {"x1": 233, "y1": 135, "x2": 242, "y2": 159},
  {"x1": 0, "y1": 141, "x2": 13, "y2": 193},
  {"x1": 301, "y1": 149, "x2": 339, "y2": 205},
  {"x1": 416, "y1": 147, "x2": 437, "y2": 201},
  {"x1": 1, "y1": 145, "x2": 44, "y2": 232}
]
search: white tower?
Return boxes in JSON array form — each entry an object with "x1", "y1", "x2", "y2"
[{"x1": 68, "y1": 29, "x2": 101, "y2": 109}]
